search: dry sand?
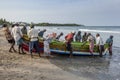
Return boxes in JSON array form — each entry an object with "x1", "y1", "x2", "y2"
[
  {"x1": 0, "y1": 29, "x2": 90, "y2": 80},
  {"x1": 0, "y1": 29, "x2": 120, "y2": 80}
]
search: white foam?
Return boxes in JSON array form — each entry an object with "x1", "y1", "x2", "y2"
[{"x1": 79, "y1": 29, "x2": 120, "y2": 34}]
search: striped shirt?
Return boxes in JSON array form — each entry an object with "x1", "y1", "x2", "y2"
[{"x1": 3, "y1": 27, "x2": 13, "y2": 40}]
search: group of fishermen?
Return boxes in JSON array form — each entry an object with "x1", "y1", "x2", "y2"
[
  {"x1": 2, "y1": 24, "x2": 40, "y2": 58},
  {"x1": 65, "y1": 31, "x2": 113, "y2": 57},
  {"x1": 2, "y1": 23, "x2": 113, "y2": 58}
]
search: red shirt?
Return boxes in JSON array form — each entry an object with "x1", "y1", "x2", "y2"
[{"x1": 65, "y1": 33, "x2": 74, "y2": 43}]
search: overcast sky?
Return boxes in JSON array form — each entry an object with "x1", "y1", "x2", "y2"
[{"x1": 0, "y1": 0, "x2": 120, "y2": 26}]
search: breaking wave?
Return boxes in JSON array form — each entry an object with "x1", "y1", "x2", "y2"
[{"x1": 79, "y1": 29, "x2": 120, "y2": 34}]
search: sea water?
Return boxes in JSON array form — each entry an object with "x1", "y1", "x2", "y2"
[{"x1": 36, "y1": 26, "x2": 120, "y2": 48}]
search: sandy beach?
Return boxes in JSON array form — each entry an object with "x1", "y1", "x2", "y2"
[{"x1": 0, "y1": 29, "x2": 120, "y2": 80}]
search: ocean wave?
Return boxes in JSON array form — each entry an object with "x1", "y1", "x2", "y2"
[
  {"x1": 79, "y1": 29, "x2": 120, "y2": 34},
  {"x1": 113, "y1": 46, "x2": 120, "y2": 49}
]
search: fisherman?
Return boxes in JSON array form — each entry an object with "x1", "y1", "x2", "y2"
[
  {"x1": 48, "y1": 32, "x2": 57, "y2": 40},
  {"x1": 82, "y1": 32, "x2": 87, "y2": 42},
  {"x1": 105, "y1": 35, "x2": 113, "y2": 55},
  {"x1": 2, "y1": 24, "x2": 16, "y2": 53},
  {"x1": 21, "y1": 25, "x2": 27, "y2": 35},
  {"x1": 38, "y1": 29, "x2": 46, "y2": 37},
  {"x1": 87, "y1": 33, "x2": 95, "y2": 55},
  {"x1": 96, "y1": 33, "x2": 104, "y2": 57},
  {"x1": 28, "y1": 25, "x2": 41, "y2": 58},
  {"x1": 11, "y1": 23, "x2": 25, "y2": 54},
  {"x1": 75, "y1": 31, "x2": 81, "y2": 42},
  {"x1": 56, "y1": 32, "x2": 63, "y2": 40},
  {"x1": 44, "y1": 35, "x2": 51, "y2": 58},
  {"x1": 65, "y1": 31, "x2": 75, "y2": 58}
]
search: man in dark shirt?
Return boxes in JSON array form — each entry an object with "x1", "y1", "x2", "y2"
[
  {"x1": 105, "y1": 35, "x2": 113, "y2": 55},
  {"x1": 38, "y1": 29, "x2": 46, "y2": 37},
  {"x1": 56, "y1": 32, "x2": 63, "y2": 40}
]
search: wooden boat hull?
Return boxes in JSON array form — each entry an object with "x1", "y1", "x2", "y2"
[{"x1": 22, "y1": 35, "x2": 108, "y2": 56}]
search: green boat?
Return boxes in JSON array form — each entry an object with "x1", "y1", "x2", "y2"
[{"x1": 22, "y1": 35, "x2": 108, "y2": 56}]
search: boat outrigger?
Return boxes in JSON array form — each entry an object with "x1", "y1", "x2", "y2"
[{"x1": 22, "y1": 35, "x2": 108, "y2": 56}]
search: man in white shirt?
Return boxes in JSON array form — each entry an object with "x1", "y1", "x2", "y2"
[
  {"x1": 11, "y1": 24, "x2": 25, "y2": 54},
  {"x1": 96, "y1": 33, "x2": 104, "y2": 57},
  {"x1": 28, "y1": 25, "x2": 41, "y2": 58}
]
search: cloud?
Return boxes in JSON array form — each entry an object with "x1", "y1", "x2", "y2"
[{"x1": 0, "y1": 0, "x2": 120, "y2": 26}]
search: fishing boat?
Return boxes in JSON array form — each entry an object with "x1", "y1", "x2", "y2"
[{"x1": 22, "y1": 35, "x2": 108, "y2": 56}]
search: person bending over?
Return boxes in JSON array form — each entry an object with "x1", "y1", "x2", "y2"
[{"x1": 65, "y1": 31, "x2": 75, "y2": 58}]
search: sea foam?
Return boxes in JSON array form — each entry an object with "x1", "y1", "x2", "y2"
[{"x1": 79, "y1": 29, "x2": 120, "y2": 34}]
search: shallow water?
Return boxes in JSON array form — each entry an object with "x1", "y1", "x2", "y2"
[{"x1": 49, "y1": 47, "x2": 120, "y2": 80}]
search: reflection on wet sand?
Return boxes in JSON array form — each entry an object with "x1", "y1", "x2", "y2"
[{"x1": 50, "y1": 47, "x2": 120, "y2": 80}]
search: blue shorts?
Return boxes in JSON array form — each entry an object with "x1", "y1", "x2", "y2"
[{"x1": 17, "y1": 38, "x2": 23, "y2": 45}]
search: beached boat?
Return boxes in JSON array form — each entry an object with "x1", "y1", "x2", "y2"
[{"x1": 22, "y1": 35, "x2": 108, "y2": 56}]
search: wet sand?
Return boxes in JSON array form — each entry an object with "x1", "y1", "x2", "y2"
[{"x1": 0, "y1": 29, "x2": 120, "y2": 80}]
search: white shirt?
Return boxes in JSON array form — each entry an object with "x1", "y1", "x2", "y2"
[
  {"x1": 28, "y1": 28, "x2": 39, "y2": 41},
  {"x1": 96, "y1": 36, "x2": 104, "y2": 45},
  {"x1": 11, "y1": 26, "x2": 23, "y2": 42},
  {"x1": 87, "y1": 35, "x2": 94, "y2": 43}
]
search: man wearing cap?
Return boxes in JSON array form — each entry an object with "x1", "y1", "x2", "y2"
[
  {"x1": 28, "y1": 25, "x2": 41, "y2": 58},
  {"x1": 65, "y1": 31, "x2": 75, "y2": 58}
]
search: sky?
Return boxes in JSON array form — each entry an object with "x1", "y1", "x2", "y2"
[{"x1": 0, "y1": 0, "x2": 120, "y2": 26}]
